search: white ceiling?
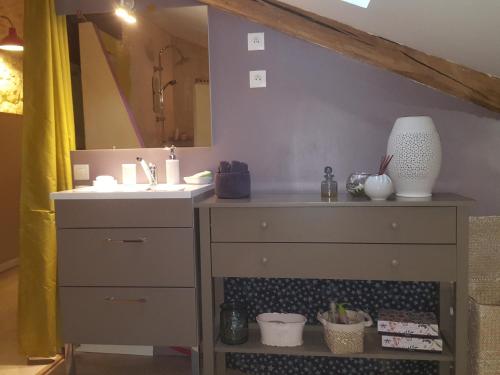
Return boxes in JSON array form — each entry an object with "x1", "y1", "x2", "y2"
[{"x1": 281, "y1": 0, "x2": 500, "y2": 77}]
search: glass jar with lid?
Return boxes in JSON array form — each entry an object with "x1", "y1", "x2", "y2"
[{"x1": 220, "y1": 302, "x2": 249, "y2": 345}]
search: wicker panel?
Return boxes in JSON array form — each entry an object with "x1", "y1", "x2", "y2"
[
  {"x1": 469, "y1": 216, "x2": 500, "y2": 305},
  {"x1": 469, "y1": 216, "x2": 500, "y2": 375},
  {"x1": 469, "y1": 298, "x2": 500, "y2": 375}
]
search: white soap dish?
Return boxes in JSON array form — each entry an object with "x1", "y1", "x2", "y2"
[
  {"x1": 184, "y1": 176, "x2": 212, "y2": 185},
  {"x1": 92, "y1": 175, "x2": 118, "y2": 191},
  {"x1": 184, "y1": 171, "x2": 213, "y2": 185}
]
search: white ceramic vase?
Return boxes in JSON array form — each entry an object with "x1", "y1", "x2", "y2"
[
  {"x1": 364, "y1": 174, "x2": 393, "y2": 201},
  {"x1": 387, "y1": 116, "x2": 442, "y2": 198}
]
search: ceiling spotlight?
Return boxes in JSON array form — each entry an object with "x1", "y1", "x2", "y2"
[
  {"x1": 115, "y1": 0, "x2": 137, "y2": 24},
  {"x1": 0, "y1": 16, "x2": 24, "y2": 52}
]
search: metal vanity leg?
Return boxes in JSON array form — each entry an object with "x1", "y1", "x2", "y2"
[
  {"x1": 454, "y1": 206, "x2": 469, "y2": 375},
  {"x1": 200, "y1": 208, "x2": 215, "y2": 375},
  {"x1": 214, "y1": 279, "x2": 226, "y2": 375},
  {"x1": 191, "y1": 347, "x2": 200, "y2": 375},
  {"x1": 439, "y1": 282, "x2": 455, "y2": 375},
  {"x1": 215, "y1": 353, "x2": 226, "y2": 375},
  {"x1": 64, "y1": 343, "x2": 75, "y2": 375}
]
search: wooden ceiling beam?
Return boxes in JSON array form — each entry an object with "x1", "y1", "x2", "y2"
[{"x1": 199, "y1": 0, "x2": 500, "y2": 113}]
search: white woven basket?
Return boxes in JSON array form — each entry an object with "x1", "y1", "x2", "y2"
[
  {"x1": 469, "y1": 216, "x2": 500, "y2": 375},
  {"x1": 257, "y1": 313, "x2": 307, "y2": 347}
]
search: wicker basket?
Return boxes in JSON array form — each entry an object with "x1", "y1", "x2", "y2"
[
  {"x1": 317, "y1": 310, "x2": 373, "y2": 354},
  {"x1": 469, "y1": 216, "x2": 500, "y2": 375}
]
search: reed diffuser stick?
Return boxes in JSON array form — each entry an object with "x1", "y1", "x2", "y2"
[{"x1": 378, "y1": 155, "x2": 393, "y2": 175}]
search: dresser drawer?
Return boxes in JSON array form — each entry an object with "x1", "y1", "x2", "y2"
[
  {"x1": 212, "y1": 243, "x2": 456, "y2": 281},
  {"x1": 211, "y1": 207, "x2": 456, "y2": 244},
  {"x1": 58, "y1": 228, "x2": 194, "y2": 287},
  {"x1": 59, "y1": 287, "x2": 197, "y2": 346},
  {"x1": 55, "y1": 199, "x2": 193, "y2": 228}
]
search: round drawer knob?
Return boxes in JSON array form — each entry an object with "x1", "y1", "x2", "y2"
[
  {"x1": 391, "y1": 259, "x2": 399, "y2": 267},
  {"x1": 261, "y1": 257, "x2": 269, "y2": 264},
  {"x1": 391, "y1": 222, "x2": 398, "y2": 229},
  {"x1": 260, "y1": 221, "x2": 268, "y2": 229}
]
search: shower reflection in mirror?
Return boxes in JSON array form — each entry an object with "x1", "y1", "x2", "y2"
[{"x1": 67, "y1": 5, "x2": 212, "y2": 149}]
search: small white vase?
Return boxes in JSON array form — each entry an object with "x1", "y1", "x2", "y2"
[
  {"x1": 364, "y1": 174, "x2": 393, "y2": 201},
  {"x1": 387, "y1": 116, "x2": 442, "y2": 198}
]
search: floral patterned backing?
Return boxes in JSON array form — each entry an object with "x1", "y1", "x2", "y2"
[{"x1": 224, "y1": 278, "x2": 439, "y2": 375}]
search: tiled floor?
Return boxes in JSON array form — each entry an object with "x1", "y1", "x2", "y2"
[
  {"x1": 48, "y1": 352, "x2": 244, "y2": 375},
  {"x1": 0, "y1": 267, "x2": 51, "y2": 375},
  {"x1": 50, "y1": 353, "x2": 192, "y2": 375}
]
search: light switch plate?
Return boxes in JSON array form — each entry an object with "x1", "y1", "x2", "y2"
[
  {"x1": 249, "y1": 70, "x2": 267, "y2": 88},
  {"x1": 73, "y1": 164, "x2": 90, "y2": 181},
  {"x1": 248, "y1": 32, "x2": 265, "y2": 51}
]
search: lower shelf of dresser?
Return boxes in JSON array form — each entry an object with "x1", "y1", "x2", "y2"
[{"x1": 215, "y1": 325, "x2": 453, "y2": 362}]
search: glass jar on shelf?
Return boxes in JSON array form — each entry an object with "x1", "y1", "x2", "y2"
[{"x1": 219, "y1": 302, "x2": 249, "y2": 345}]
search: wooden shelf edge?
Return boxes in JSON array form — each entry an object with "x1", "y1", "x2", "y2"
[{"x1": 215, "y1": 326, "x2": 454, "y2": 362}]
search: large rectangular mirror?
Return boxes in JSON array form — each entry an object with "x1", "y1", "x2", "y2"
[{"x1": 67, "y1": 4, "x2": 212, "y2": 149}]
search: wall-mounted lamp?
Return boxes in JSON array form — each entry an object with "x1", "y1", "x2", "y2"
[
  {"x1": 0, "y1": 16, "x2": 23, "y2": 52},
  {"x1": 115, "y1": 0, "x2": 137, "y2": 25}
]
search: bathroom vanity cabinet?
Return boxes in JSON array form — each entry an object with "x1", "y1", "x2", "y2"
[
  {"x1": 197, "y1": 193, "x2": 472, "y2": 375},
  {"x1": 52, "y1": 186, "x2": 212, "y2": 374}
]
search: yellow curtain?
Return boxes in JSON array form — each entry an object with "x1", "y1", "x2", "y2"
[{"x1": 18, "y1": 0, "x2": 75, "y2": 356}]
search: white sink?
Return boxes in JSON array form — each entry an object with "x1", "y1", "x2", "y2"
[
  {"x1": 50, "y1": 183, "x2": 213, "y2": 200},
  {"x1": 111, "y1": 184, "x2": 187, "y2": 192}
]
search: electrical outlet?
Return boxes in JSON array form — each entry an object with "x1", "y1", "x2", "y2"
[
  {"x1": 249, "y1": 70, "x2": 267, "y2": 88},
  {"x1": 248, "y1": 32, "x2": 265, "y2": 51},
  {"x1": 73, "y1": 164, "x2": 90, "y2": 181}
]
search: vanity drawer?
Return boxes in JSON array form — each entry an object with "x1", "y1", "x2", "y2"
[
  {"x1": 212, "y1": 243, "x2": 457, "y2": 282},
  {"x1": 59, "y1": 287, "x2": 197, "y2": 346},
  {"x1": 211, "y1": 207, "x2": 456, "y2": 244},
  {"x1": 55, "y1": 199, "x2": 193, "y2": 228},
  {"x1": 58, "y1": 228, "x2": 194, "y2": 287}
]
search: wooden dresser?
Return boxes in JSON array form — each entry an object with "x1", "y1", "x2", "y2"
[{"x1": 197, "y1": 193, "x2": 472, "y2": 375}]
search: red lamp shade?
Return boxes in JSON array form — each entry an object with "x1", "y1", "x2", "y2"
[{"x1": 0, "y1": 27, "x2": 23, "y2": 51}]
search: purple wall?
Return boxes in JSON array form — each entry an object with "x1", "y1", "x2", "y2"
[{"x1": 72, "y1": 8, "x2": 500, "y2": 215}]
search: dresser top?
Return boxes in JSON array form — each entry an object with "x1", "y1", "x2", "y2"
[{"x1": 196, "y1": 192, "x2": 473, "y2": 208}]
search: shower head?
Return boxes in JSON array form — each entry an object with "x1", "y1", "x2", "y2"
[
  {"x1": 159, "y1": 45, "x2": 169, "y2": 54},
  {"x1": 159, "y1": 45, "x2": 188, "y2": 65},
  {"x1": 162, "y1": 79, "x2": 177, "y2": 92}
]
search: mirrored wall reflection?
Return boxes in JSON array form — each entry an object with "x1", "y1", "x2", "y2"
[{"x1": 68, "y1": 5, "x2": 212, "y2": 150}]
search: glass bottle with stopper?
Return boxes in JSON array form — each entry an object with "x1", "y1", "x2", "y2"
[{"x1": 321, "y1": 166, "x2": 338, "y2": 198}]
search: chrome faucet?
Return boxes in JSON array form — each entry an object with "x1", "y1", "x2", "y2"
[{"x1": 136, "y1": 157, "x2": 158, "y2": 186}]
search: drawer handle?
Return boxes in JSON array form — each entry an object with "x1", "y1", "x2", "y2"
[
  {"x1": 391, "y1": 259, "x2": 399, "y2": 267},
  {"x1": 104, "y1": 297, "x2": 148, "y2": 304},
  {"x1": 261, "y1": 257, "x2": 269, "y2": 264},
  {"x1": 105, "y1": 237, "x2": 147, "y2": 244},
  {"x1": 391, "y1": 222, "x2": 398, "y2": 229},
  {"x1": 260, "y1": 221, "x2": 268, "y2": 229}
]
